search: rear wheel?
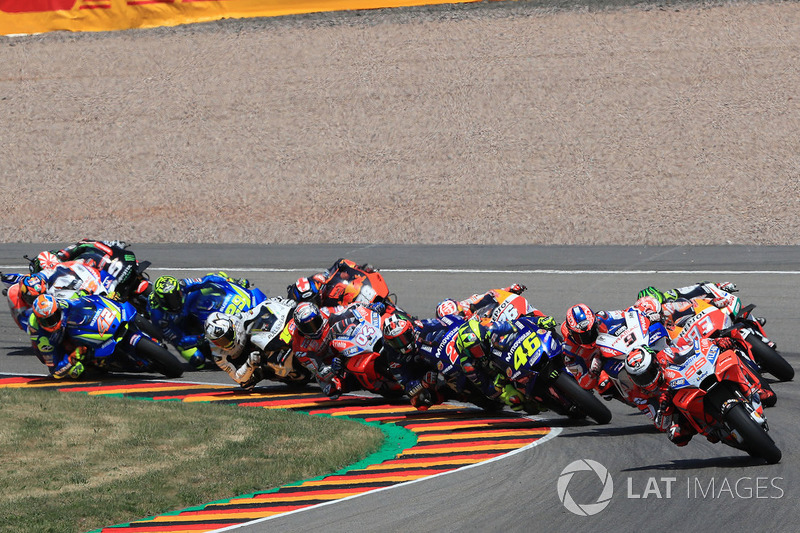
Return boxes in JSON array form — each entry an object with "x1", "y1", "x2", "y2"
[
  {"x1": 135, "y1": 337, "x2": 184, "y2": 378},
  {"x1": 725, "y1": 403, "x2": 781, "y2": 464},
  {"x1": 748, "y1": 335, "x2": 794, "y2": 382},
  {"x1": 554, "y1": 372, "x2": 612, "y2": 425}
]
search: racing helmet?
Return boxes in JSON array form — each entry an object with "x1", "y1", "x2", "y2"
[
  {"x1": 34, "y1": 251, "x2": 61, "y2": 272},
  {"x1": 435, "y1": 299, "x2": 463, "y2": 319},
  {"x1": 455, "y1": 319, "x2": 489, "y2": 359},
  {"x1": 293, "y1": 302, "x2": 328, "y2": 339},
  {"x1": 383, "y1": 315, "x2": 418, "y2": 355},
  {"x1": 204, "y1": 312, "x2": 237, "y2": 350},
  {"x1": 287, "y1": 276, "x2": 321, "y2": 305},
  {"x1": 150, "y1": 276, "x2": 183, "y2": 312},
  {"x1": 634, "y1": 295, "x2": 662, "y2": 316},
  {"x1": 32, "y1": 294, "x2": 65, "y2": 332},
  {"x1": 19, "y1": 273, "x2": 48, "y2": 306},
  {"x1": 637, "y1": 286, "x2": 665, "y2": 304},
  {"x1": 624, "y1": 346, "x2": 663, "y2": 393},
  {"x1": 565, "y1": 303, "x2": 598, "y2": 345}
]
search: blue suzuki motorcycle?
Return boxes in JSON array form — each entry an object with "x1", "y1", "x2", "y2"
[{"x1": 65, "y1": 294, "x2": 184, "y2": 378}]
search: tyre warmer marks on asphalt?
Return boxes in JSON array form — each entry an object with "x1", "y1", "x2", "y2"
[{"x1": 0, "y1": 375, "x2": 553, "y2": 532}]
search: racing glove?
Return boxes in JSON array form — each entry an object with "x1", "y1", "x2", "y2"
[
  {"x1": 366, "y1": 302, "x2": 386, "y2": 314},
  {"x1": 410, "y1": 389, "x2": 434, "y2": 411},
  {"x1": 247, "y1": 351, "x2": 261, "y2": 366},
  {"x1": 535, "y1": 315, "x2": 558, "y2": 330},
  {"x1": 714, "y1": 337, "x2": 737, "y2": 352}
]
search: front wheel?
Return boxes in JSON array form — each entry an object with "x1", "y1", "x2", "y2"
[
  {"x1": 554, "y1": 372, "x2": 612, "y2": 425},
  {"x1": 725, "y1": 403, "x2": 781, "y2": 464},
  {"x1": 747, "y1": 335, "x2": 794, "y2": 382},
  {"x1": 135, "y1": 337, "x2": 184, "y2": 378}
]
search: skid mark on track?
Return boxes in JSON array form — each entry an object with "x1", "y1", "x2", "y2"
[{"x1": 0, "y1": 374, "x2": 553, "y2": 532}]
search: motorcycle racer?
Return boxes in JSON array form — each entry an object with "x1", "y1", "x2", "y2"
[
  {"x1": 637, "y1": 281, "x2": 739, "y2": 307},
  {"x1": 560, "y1": 298, "x2": 667, "y2": 396},
  {"x1": 28, "y1": 294, "x2": 90, "y2": 379},
  {"x1": 434, "y1": 284, "x2": 557, "y2": 330},
  {"x1": 30, "y1": 239, "x2": 128, "y2": 273},
  {"x1": 147, "y1": 272, "x2": 256, "y2": 369},
  {"x1": 289, "y1": 301, "x2": 346, "y2": 398},
  {"x1": 3, "y1": 273, "x2": 48, "y2": 332},
  {"x1": 204, "y1": 297, "x2": 297, "y2": 388},
  {"x1": 454, "y1": 317, "x2": 527, "y2": 411},
  {"x1": 620, "y1": 344, "x2": 695, "y2": 445},
  {"x1": 290, "y1": 300, "x2": 390, "y2": 398},
  {"x1": 3, "y1": 262, "x2": 114, "y2": 332},
  {"x1": 382, "y1": 314, "x2": 443, "y2": 410}
]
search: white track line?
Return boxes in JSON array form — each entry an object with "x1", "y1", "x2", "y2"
[{"x1": 3, "y1": 266, "x2": 799, "y2": 275}]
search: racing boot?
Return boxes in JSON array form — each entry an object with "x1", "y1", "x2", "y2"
[{"x1": 667, "y1": 422, "x2": 695, "y2": 447}]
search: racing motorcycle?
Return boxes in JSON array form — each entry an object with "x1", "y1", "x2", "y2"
[
  {"x1": 594, "y1": 308, "x2": 672, "y2": 407},
  {"x1": 51, "y1": 294, "x2": 184, "y2": 379},
  {"x1": 319, "y1": 259, "x2": 396, "y2": 308},
  {"x1": 415, "y1": 314, "x2": 506, "y2": 412},
  {"x1": 2, "y1": 262, "x2": 115, "y2": 331},
  {"x1": 663, "y1": 337, "x2": 781, "y2": 464},
  {"x1": 240, "y1": 298, "x2": 312, "y2": 388},
  {"x1": 26, "y1": 242, "x2": 153, "y2": 314},
  {"x1": 666, "y1": 297, "x2": 778, "y2": 406},
  {"x1": 472, "y1": 289, "x2": 538, "y2": 322},
  {"x1": 678, "y1": 284, "x2": 793, "y2": 382},
  {"x1": 328, "y1": 305, "x2": 404, "y2": 398},
  {"x1": 184, "y1": 279, "x2": 267, "y2": 335},
  {"x1": 489, "y1": 317, "x2": 612, "y2": 424}
]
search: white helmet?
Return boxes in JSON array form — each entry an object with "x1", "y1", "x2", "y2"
[{"x1": 205, "y1": 312, "x2": 237, "y2": 349}]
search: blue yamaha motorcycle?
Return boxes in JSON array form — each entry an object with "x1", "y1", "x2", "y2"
[{"x1": 489, "y1": 317, "x2": 613, "y2": 424}]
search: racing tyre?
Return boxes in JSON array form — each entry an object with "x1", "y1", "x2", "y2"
[
  {"x1": 135, "y1": 337, "x2": 184, "y2": 378},
  {"x1": 554, "y1": 372, "x2": 612, "y2": 425},
  {"x1": 747, "y1": 336, "x2": 794, "y2": 382},
  {"x1": 724, "y1": 403, "x2": 782, "y2": 464}
]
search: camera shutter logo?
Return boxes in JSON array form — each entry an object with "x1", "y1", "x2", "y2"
[{"x1": 557, "y1": 459, "x2": 613, "y2": 516}]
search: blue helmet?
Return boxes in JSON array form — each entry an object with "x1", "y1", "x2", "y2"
[
  {"x1": 565, "y1": 303, "x2": 598, "y2": 345},
  {"x1": 19, "y1": 273, "x2": 48, "y2": 305},
  {"x1": 287, "y1": 277, "x2": 321, "y2": 305}
]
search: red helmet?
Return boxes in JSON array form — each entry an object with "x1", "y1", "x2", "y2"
[
  {"x1": 565, "y1": 303, "x2": 598, "y2": 345},
  {"x1": 435, "y1": 299, "x2": 463, "y2": 318},
  {"x1": 383, "y1": 315, "x2": 418, "y2": 355},
  {"x1": 634, "y1": 296, "x2": 662, "y2": 317}
]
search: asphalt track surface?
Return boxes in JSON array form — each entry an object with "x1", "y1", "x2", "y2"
[{"x1": 1, "y1": 244, "x2": 798, "y2": 533}]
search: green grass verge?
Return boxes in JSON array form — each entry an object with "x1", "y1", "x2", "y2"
[{"x1": 0, "y1": 388, "x2": 384, "y2": 533}]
